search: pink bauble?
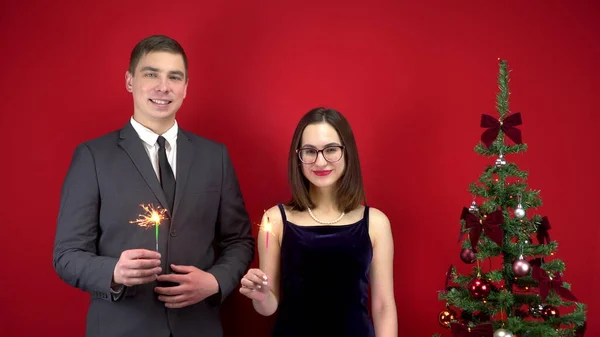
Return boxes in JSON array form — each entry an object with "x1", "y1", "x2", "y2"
[{"x1": 512, "y1": 258, "x2": 531, "y2": 277}]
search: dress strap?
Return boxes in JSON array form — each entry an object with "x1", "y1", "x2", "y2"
[
  {"x1": 277, "y1": 203, "x2": 288, "y2": 222},
  {"x1": 363, "y1": 205, "x2": 370, "y2": 229}
]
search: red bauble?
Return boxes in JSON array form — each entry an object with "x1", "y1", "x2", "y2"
[
  {"x1": 468, "y1": 278, "x2": 492, "y2": 299},
  {"x1": 476, "y1": 311, "x2": 490, "y2": 322},
  {"x1": 438, "y1": 308, "x2": 457, "y2": 328},
  {"x1": 542, "y1": 305, "x2": 560, "y2": 320},
  {"x1": 514, "y1": 308, "x2": 529, "y2": 318},
  {"x1": 460, "y1": 248, "x2": 476, "y2": 264},
  {"x1": 529, "y1": 304, "x2": 544, "y2": 318}
]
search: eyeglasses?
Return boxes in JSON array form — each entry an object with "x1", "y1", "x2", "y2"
[{"x1": 296, "y1": 145, "x2": 345, "y2": 164}]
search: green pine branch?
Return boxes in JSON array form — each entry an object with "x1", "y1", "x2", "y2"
[
  {"x1": 475, "y1": 143, "x2": 528, "y2": 156},
  {"x1": 496, "y1": 59, "x2": 510, "y2": 119}
]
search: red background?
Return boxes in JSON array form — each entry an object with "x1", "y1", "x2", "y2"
[{"x1": 2, "y1": 0, "x2": 598, "y2": 336}]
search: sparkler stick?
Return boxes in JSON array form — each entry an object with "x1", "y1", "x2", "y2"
[
  {"x1": 259, "y1": 210, "x2": 273, "y2": 250},
  {"x1": 129, "y1": 203, "x2": 167, "y2": 252},
  {"x1": 258, "y1": 210, "x2": 273, "y2": 272}
]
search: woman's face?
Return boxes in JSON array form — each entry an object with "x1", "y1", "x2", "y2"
[{"x1": 298, "y1": 123, "x2": 345, "y2": 189}]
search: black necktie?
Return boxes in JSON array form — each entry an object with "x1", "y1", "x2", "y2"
[{"x1": 157, "y1": 136, "x2": 176, "y2": 213}]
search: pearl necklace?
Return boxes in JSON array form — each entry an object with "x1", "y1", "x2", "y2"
[{"x1": 307, "y1": 207, "x2": 345, "y2": 225}]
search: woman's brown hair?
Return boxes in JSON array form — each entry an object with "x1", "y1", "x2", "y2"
[{"x1": 286, "y1": 107, "x2": 366, "y2": 213}]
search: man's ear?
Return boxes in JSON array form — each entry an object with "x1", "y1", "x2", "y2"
[
  {"x1": 125, "y1": 71, "x2": 133, "y2": 92},
  {"x1": 183, "y1": 78, "x2": 188, "y2": 99}
]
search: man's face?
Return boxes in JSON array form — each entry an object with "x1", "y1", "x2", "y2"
[{"x1": 126, "y1": 51, "x2": 188, "y2": 124}]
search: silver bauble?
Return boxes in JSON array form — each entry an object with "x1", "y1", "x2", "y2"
[
  {"x1": 514, "y1": 204, "x2": 526, "y2": 218},
  {"x1": 494, "y1": 329, "x2": 514, "y2": 337},
  {"x1": 495, "y1": 154, "x2": 507, "y2": 167},
  {"x1": 468, "y1": 200, "x2": 479, "y2": 213},
  {"x1": 512, "y1": 255, "x2": 531, "y2": 277}
]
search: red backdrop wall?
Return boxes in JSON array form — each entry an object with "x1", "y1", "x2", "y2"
[{"x1": 2, "y1": 0, "x2": 598, "y2": 336}]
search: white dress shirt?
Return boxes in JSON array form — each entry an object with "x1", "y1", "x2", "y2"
[
  {"x1": 110, "y1": 117, "x2": 179, "y2": 299},
  {"x1": 130, "y1": 117, "x2": 178, "y2": 180}
]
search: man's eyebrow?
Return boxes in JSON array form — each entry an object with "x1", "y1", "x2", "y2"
[
  {"x1": 168, "y1": 70, "x2": 185, "y2": 77},
  {"x1": 139, "y1": 66, "x2": 159, "y2": 72}
]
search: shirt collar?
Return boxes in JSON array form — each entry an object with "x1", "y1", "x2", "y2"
[{"x1": 130, "y1": 117, "x2": 178, "y2": 148}]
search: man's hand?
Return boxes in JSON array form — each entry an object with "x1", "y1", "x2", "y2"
[
  {"x1": 154, "y1": 264, "x2": 219, "y2": 308},
  {"x1": 113, "y1": 249, "x2": 161, "y2": 286}
]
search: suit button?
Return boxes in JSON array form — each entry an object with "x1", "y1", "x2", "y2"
[{"x1": 170, "y1": 230, "x2": 177, "y2": 237}]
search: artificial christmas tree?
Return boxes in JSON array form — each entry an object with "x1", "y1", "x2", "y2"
[{"x1": 434, "y1": 60, "x2": 587, "y2": 337}]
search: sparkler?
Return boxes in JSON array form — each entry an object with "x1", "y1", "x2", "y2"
[
  {"x1": 257, "y1": 209, "x2": 274, "y2": 275},
  {"x1": 129, "y1": 203, "x2": 167, "y2": 251},
  {"x1": 258, "y1": 210, "x2": 273, "y2": 250}
]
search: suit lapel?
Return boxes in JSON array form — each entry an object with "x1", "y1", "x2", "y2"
[
  {"x1": 173, "y1": 129, "x2": 193, "y2": 219},
  {"x1": 118, "y1": 122, "x2": 170, "y2": 215}
]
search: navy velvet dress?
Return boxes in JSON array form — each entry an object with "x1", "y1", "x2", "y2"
[{"x1": 272, "y1": 204, "x2": 375, "y2": 337}]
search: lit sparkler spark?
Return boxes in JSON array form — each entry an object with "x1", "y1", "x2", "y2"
[{"x1": 130, "y1": 203, "x2": 167, "y2": 251}]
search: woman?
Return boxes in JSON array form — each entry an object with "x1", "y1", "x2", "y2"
[{"x1": 239, "y1": 107, "x2": 397, "y2": 337}]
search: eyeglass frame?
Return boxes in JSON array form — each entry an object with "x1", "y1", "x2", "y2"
[{"x1": 296, "y1": 145, "x2": 346, "y2": 164}]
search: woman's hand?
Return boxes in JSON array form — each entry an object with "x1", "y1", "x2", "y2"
[{"x1": 239, "y1": 268, "x2": 270, "y2": 302}]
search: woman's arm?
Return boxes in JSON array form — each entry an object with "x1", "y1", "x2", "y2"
[
  {"x1": 368, "y1": 207, "x2": 398, "y2": 337},
  {"x1": 240, "y1": 205, "x2": 283, "y2": 316}
]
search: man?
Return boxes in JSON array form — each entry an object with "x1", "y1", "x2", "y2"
[{"x1": 53, "y1": 35, "x2": 255, "y2": 337}]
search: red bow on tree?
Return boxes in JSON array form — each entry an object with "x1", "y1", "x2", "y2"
[
  {"x1": 445, "y1": 264, "x2": 454, "y2": 291},
  {"x1": 450, "y1": 323, "x2": 494, "y2": 337},
  {"x1": 480, "y1": 112, "x2": 523, "y2": 148},
  {"x1": 458, "y1": 207, "x2": 471, "y2": 242},
  {"x1": 461, "y1": 208, "x2": 504, "y2": 252},
  {"x1": 531, "y1": 264, "x2": 578, "y2": 301},
  {"x1": 536, "y1": 216, "x2": 551, "y2": 244}
]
